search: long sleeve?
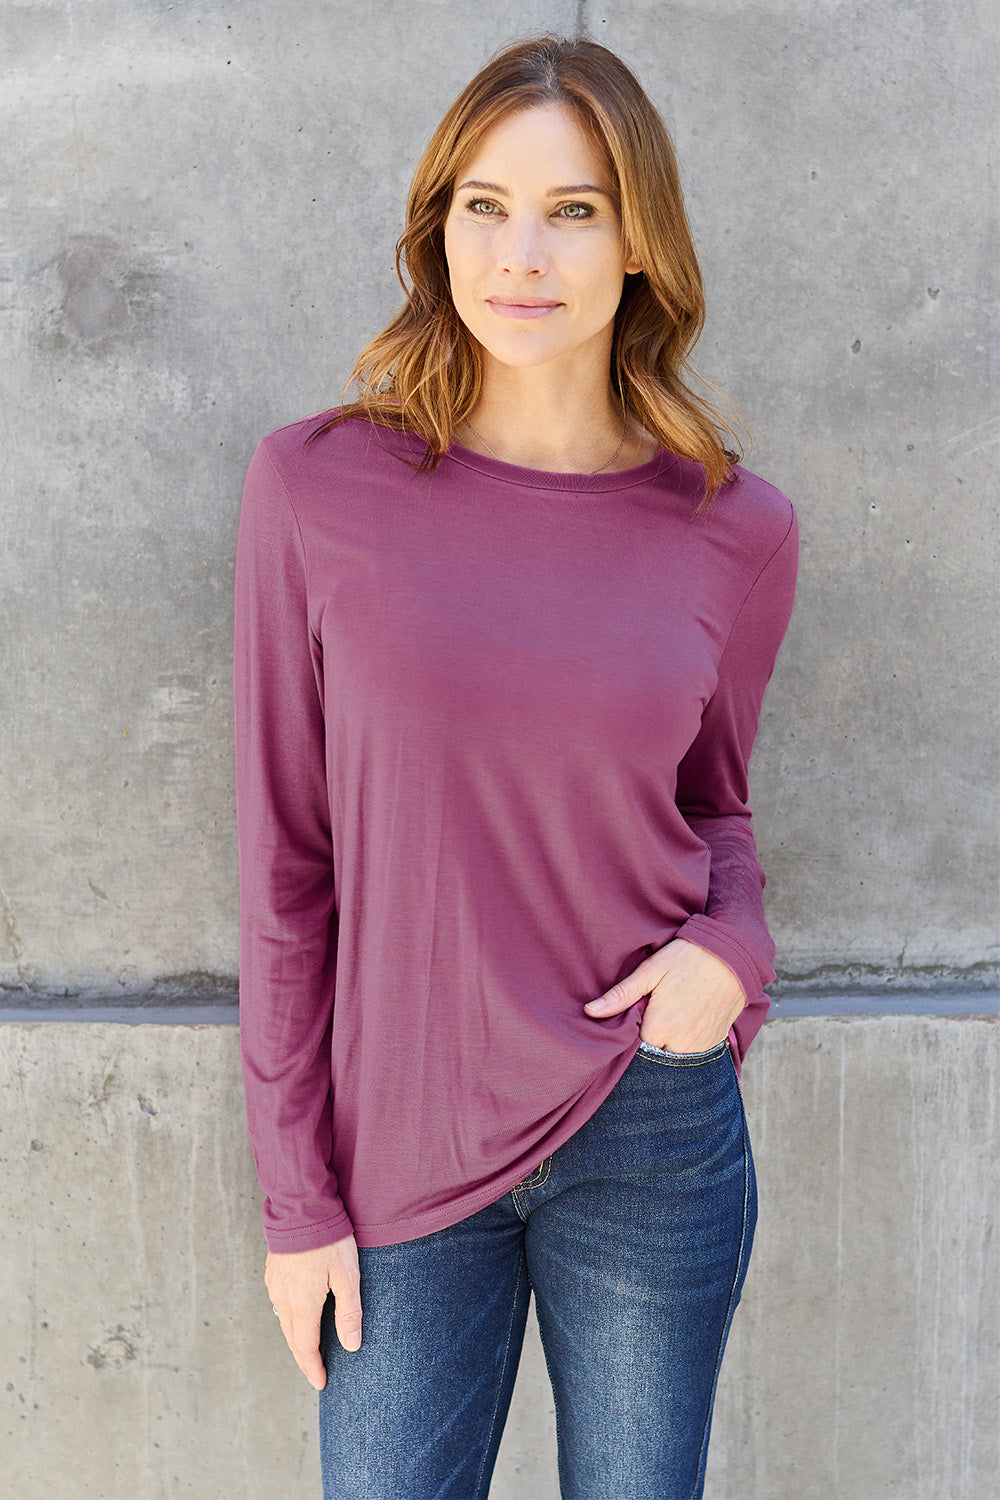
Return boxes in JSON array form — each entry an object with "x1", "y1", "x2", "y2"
[
  {"x1": 674, "y1": 500, "x2": 799, "y2": 1055},
  {"x1": 230, "y1": 416, "x2": 796, "y2": 1246},
  {"x1": 233, "y1": 440, "x2": 352, "y2": 1252}
]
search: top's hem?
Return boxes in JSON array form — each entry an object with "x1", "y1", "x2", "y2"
[{"x1": 347, "y1": 1041, "x2": 640, "y2": 1248}]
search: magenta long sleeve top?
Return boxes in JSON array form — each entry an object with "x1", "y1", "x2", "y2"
[{"x1": 233, "y1": 415, "x2": 798, "y2": 1252}]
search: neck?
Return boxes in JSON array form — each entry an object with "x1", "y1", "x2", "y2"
[{"x1": 460, "y1": 362, "x2": 648, "y2": 474}]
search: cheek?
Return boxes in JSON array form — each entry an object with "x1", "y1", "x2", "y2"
[
  {"x1": 443, "y1": 236, "x2": 485, "y2": 335},
  {"x1": 582, "y1": 253, "x2": 627, "y2": 314},
  {"x1": 562, "y1": 235, "x2": 626, "y2": 294},
  {"x1": 442, "y1": 222, "x2": 457, "y2": 276},
  {"x1": 443, "y1": 226, "x2": 479, "y2": 292}
]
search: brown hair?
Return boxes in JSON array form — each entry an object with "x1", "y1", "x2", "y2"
[{"x1": 313, "y1": 34, "x2": 744, "y2": 505}]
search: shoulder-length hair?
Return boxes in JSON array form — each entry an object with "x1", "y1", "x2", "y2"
[{"x1": 313, "y1": 34, "x2": 744, "y2": 505}]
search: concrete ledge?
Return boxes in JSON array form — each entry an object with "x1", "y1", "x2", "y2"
[
  {"x1": 0, "y1": 1004, "x2": 243, "y2": 1024},
  {"x1": 1, "y1": 1016, "x2": 996, "y2": 1499},
  {"x1": 0, "y1": 986, "x2": 995, "y2": 1024}
]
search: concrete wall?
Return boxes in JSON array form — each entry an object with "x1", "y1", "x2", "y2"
[
  {"x1": 1, "y1": 3, "x2": 998, "y2": 1497},
  {"x1": 1, "y1": 0, "x2": 996, "y2": 998},
  {"x1": 1, "y1": 1017, "x2": 996, "y2": 1498}
]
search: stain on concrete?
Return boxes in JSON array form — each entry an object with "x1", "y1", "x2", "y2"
[
  {"x1": 85, "y1": 1327, "x2": 139, "y2": 1371},
  {"x1": 56, "y1": 236, "x2": 131, "y2": 341},
  {"x1": 0, "y1": 883, "x2": 25, "y2": 964},
  {"x1": 81, "y1": 1064, "x2": 117, "y2": 1111},
  {"x1": 137, "y1": 1093, "x2": 159, "y2": 1116}
]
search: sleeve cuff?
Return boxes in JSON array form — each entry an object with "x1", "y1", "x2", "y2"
[
  {"x1": 262, "y1": 1205, "x2": 354, "y2": 1255},
  {"x1": 674, "y1": 914, "x2": 773, "y2": 1009}
]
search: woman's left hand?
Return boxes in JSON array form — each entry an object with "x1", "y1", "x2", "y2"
[{"x1": 584, "y1": 937, "x2": 746, "y2": 1052}]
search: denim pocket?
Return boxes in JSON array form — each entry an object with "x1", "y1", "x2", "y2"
[{"x1": 636, "y1": 1036, "x2": 731, "y2": 1067}]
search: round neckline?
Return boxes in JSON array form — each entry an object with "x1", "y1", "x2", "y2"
[{"x1": 444, "y1": 437, "x2": 673, "y2": 493}]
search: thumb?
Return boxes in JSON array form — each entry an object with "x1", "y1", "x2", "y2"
[
  {"x1": 334, "y1": 1280, "x2": 363, "y2": 1354},
  {"x1": 584, "y1": 966, "x2": 652, "y2": 1017}
]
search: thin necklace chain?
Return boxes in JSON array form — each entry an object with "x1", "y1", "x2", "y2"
[{"x1": 462, "y1": 408, "x2": 629, "y2": 475}]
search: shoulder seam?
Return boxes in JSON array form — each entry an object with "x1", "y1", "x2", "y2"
[
  {"x1": 714, "y1": 502, "x2": 798, "y2": 667},
  {"x1": 255, "y1": 438, "x2": 313, "y2": 599}
]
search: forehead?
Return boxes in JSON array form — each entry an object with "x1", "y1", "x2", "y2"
[{"x1": 457, "y1": 102, "x2": 612, "y2": 184}]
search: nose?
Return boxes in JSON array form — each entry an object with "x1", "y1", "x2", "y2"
[{"x1": 498, "y1": 214, "x2": 547, "y2": 277}]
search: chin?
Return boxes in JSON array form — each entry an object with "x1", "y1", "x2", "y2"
[{"x1": 472, "y1": 333, "x2": 572, "y2": 370}]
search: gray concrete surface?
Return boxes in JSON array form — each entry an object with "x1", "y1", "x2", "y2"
[
  {"x1": 1, "y1": 3, "x2": 998, "y2": 1497},
  {"x1": 1, "y1": 0, "x2": 996, "y2": 1002},
  {"x1": 598, "y1": 1, "x2": 1000, "y2": 984},
  {"x1": 1, "y1": 1016, "x2": 996, "y2": 1499}
]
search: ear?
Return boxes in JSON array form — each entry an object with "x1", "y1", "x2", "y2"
[{"x1": 624, "y1": 247, "x2": 643, "y2": 276}]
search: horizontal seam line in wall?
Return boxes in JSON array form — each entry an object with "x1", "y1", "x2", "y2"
[{"x1": 0, "y1": 995, "x2": 997, "y2": 1024}]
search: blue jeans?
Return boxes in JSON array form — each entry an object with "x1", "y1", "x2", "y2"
[{"x1": 319, "y1": 1039, "x2": 756, "y2": 1499}]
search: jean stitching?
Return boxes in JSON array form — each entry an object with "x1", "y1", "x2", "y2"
[
  {"x1": 521, "y1": 1155, "x2": 551, "y2": 1188},
  {"x1": 692, "y1": 1050, "x2": 753, "y2": 1497},
  {"x1": 471, "y1": 1256, "x2": 526, "y2": 1499},
  {"x1": 531, "y1": 1287, "x2": 568, "y2": 1493},
  {"x1": 512, "y1": 1154, "x2": 553, "y2": 1216},
  {"x1": 637, "y1": 1038, "x2": 729, "y2": 1067},
  {"x1": 522, "y1": 1154, "x2": 552, "y2": 1193}
]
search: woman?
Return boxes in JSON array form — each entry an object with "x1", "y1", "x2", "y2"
[{"x1": 234, "y1": 34, "x2": 797, "y2": 1500}]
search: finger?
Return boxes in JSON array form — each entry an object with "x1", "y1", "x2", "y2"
[
  {"x1": 585, "y1": 975, "x2": 646, "y2": 1016},
  {"x1": 333, "y1": 1276, "x2": 363, "y2": 1353},
  {"x1": 294, "y1": 1344, "x2": 328, "y2": 1392},
  {"x1": 284, "y1": 1308, "x2": 328, "y2": 1391}
]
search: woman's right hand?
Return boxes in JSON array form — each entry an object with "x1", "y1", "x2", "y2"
[{"x1": 264, "y1": 1232, "x2": 362, "y2": 1390}]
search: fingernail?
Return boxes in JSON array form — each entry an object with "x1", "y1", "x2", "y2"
[{"x1": 585, "y1": 997, "x2": 609, "y2": 1011}]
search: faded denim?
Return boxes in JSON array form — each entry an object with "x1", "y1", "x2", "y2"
[{"x1": 319, "y1": 1039, "x2": 755, "y2": 1499}]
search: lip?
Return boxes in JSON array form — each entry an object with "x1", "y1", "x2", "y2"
[{"x1": 486, "y1": 296, "x2": 562, "y2": 320}]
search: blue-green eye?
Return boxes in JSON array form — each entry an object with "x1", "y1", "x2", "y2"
[
  {"x1": 557, "y1": 203, "x2": 594, "y2": 220},
  {"x1": 466, "y1": 198, "x2": 501, "y2": 216}
]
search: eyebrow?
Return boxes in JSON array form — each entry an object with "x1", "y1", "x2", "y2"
[{"x1": 455, "y1": 179, "x2": 613, "y2": 199}]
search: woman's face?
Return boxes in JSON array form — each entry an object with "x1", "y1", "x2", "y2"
[{"x1": 443, "y1": 103, "x2": 640, "y2": 381}]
